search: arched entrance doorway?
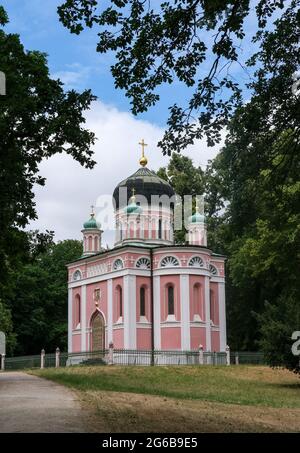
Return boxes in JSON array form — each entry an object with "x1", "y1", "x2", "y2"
[{"x1": 90, "y1": 311, "x2": 105, "y2": 352}]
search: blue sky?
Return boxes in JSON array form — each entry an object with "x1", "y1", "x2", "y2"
[
  {"x1": 1, "y1": 0, "x2": 259, "y2": 127},
  {"x1": 0, "y1": 1, "x2": 272, "y2": 243},
  {"x1": 2, "y1": 0, "x2": 190, "y2": 126}
]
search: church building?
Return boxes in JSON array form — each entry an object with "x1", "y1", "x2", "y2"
[{"x1": 67, "y1": 141, "x2": 226, "y2": 354}]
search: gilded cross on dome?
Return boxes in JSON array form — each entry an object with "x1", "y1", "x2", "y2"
[{"x1": 139, "y1": 139, "x2": 148, "y2": 167}]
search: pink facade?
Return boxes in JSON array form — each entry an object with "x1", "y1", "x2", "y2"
[
  {"x1": 68, "y1": 248, "x2": 226, "y2": 353},
  {"x1": 136, "y1": 328, "x2": 152, "y2": 349},
  {"x1": 161, "y1": 327, "x2": 181, "y2": 349},
  {"x1": 190, "y1": 327, "x2": 206, "y2": 350}
]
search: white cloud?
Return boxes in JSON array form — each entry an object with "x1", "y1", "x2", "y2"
[
  {"x1": 28, "y1": 101, "x2": 223, "y2": 246},
  {"x1": 52, "y1": 64, "x2": 92, "y2": 90}
]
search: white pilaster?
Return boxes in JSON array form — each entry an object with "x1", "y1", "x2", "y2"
[
  {"x1": 68, "y1": 288, "x2": 72, "y2": 353},
  {"x1": 218, "y1": 281, "x2": 226, "y2": 351},
  {"x1": 180, "y1": 274, "x2": 190, "y2": 350},
  {"x1": 129, "y1": 275, "x2": 136, "y2": 348},
  {"x1": 123, "y1": 275, "x2": 136, "y2": 348},
  {"x1": 140, "y1": 218, "x2": 144, "y2": 240},
  {"x1": 107, "y1": 279, "x2": 113, "y2": 345},
  {"x1": 153, "y1": 275, "x2": 161, "y2": 349},
  {"x1": 81, "y1": 285, "x2": 87, "y2": 352},
  {"x1": 204, "y1": 276, "x2": 211, "y2": 351},
  {"x1": 123, "y1": 275, "x2": 129, "y2": 348}
]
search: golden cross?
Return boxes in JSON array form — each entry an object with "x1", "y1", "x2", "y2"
[
  {"x1": 139, "y1": 139, "x2": 148, "y2": 157},
  {"x1": 90, "y1": 205, "x2": 95, "y2": 216}
]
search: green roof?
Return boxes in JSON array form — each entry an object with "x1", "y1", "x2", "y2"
[
  {"x1": 83, "y1": 214, "x2": 99, "y2": 229},
  {"x1": 124, "y1": 200, "x2": 142, "y2": 215},
  {"x1": 189, "y1": 211, "x2": 206, "y2": 223}
]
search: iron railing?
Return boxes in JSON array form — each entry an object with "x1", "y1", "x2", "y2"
[
  {"x1": 1, "y1": 349, "x2": 265, "y2": 370},
  {"x1": 112, "y1": 349, "x2": 227, "y2": 366},
  {"x1": 230, "y1": 351, "x2": 266, "y2": 365},
  {"x1": 5, "y1": 354, "x2": 41, "y2": 370}
]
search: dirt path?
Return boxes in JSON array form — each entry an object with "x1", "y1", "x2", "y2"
[{"x1": 0, "y1": 372, "x2": 95, "y2": 433}]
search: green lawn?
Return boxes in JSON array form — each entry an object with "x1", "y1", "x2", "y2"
[{"x1": 32, "y1": 364, "x2": 300, "y2": 409}]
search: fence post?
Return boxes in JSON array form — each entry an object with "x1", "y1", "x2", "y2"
[
  {"x1": 108, "y1": 342, "x2": 114, "y2": 365},
  {"x1": 198, "y1": 344, "x2": 204, "y2": 365},
  {"x1": 226, "y1": 345, "x2": 230, "y2": 366},
  {"x1": 55, "y1": 347, "x2": 60, "y2": 368},
  {"x1": 41, "y1": 349, "x2": 45, "y2": 369},
  {"x1": 1, "y1": 354, "x2": 5, "y2": 371},
  {"x1": 235, "y1": 352, "x2": 239, "y2": 365}
]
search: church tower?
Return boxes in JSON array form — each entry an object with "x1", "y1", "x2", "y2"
[
  {"x1": 187, "y1": 201, "x2": 207, "y2": 246},
  {"x1": 81, "y1": 207, "x2": 103, "y2": 257}
]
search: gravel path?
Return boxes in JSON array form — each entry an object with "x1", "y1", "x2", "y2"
[{"x1": 0, "y1": 372, "x2": 94, "y2": 433}]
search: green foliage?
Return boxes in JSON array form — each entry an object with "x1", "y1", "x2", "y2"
[
  {"x1": 57, "y1": 0, "x2": 298, "y2": 152},
  {"x1": 0, "y1": 299, "x2": 16, "y2": 355},
  {"x1": 206, "y1": 125, "x2": 299, "y2": 366},
  {"x1": 256, "y1": 296, "x2": 300, "y2": 375},
  {"x1": 157, "y1": 153, "x2": 205, "y2": 243},
  {"x1": 5, "y1": 238, "x2": 82, "y2": 356},
  {"x1": 0, "y1": 8, "x2": 96, "y2": 295}
]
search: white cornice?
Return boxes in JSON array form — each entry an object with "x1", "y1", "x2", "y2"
[
  {"x1": 67, "y1": 245, "x2": 224, "y2": 269},
  {"x1": 160, "y1": 322, "x2": 181, "y2": 328},
  {"x1": 68, "y1": 267, "x2": 226, "y2": 287},
  {"x1": 68, "y1": 268, "x2": 150, "y2": 288},
  {"x1": 190, "y1": 322, "x2": 207, "y2": 328},
  {"x1": 210, "y1": 277, "x2": 225, "y2": 283},
  {"x1": 153, "y1": 268, "x2": 211, "y2": 277}
]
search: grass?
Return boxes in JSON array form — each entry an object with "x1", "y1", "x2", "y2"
[{"x1": 32, "y1": 364, "x2": 300, "y2": 409}]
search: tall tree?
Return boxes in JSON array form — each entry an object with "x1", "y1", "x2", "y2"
[
  {"x1": 0, "y1": 7, "x2": 96, "y2": 297},
  {"x1": 6, "y1": 238, "x2": 83, "y2": 356}
]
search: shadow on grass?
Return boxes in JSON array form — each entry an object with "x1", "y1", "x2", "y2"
[{"x1": 273, "y1": 382, "x2": 300, "y2": 390}]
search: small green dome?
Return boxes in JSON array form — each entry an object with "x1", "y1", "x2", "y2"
[
  {"x1": 124, "y1": 200, "x2": 142, "y2": 215},
  {"x1": 123, "y1": 189, "x2": 143, "y2": 215},
  {"x1": 189, "y1": 211, "x2": 206, "y2": 223},
  {"x1": 83, "y1": 213, "x2": 98, "y2": 229}
]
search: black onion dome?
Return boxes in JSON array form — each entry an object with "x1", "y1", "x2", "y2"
[{"x1": 113, "y1": 167, "x2": 175, "y2": 210}]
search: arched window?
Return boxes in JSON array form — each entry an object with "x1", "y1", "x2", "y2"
[
  {"x1": 73, "y1": 270, "x2": 82, "y2": 281},
  {"x1": 160, "y1": 256, "x2": 180, "y2": 267},
  {"x1": 209, "y1": 264, "x2": 218, "y2": 275},
  {"x1": 74, "y1": 294, "x2": 81, "y2": 328},
  {"x1": 193, "y1": 283, "x2": 203, "y2": 320},
  {"x1": 140, "y1": 287, "x2": 146, "y2": 317},
  {"x1": 188, "y1": 256, "x2": 204, "y2": 268},
  {"x1": 167, "y1": 285, "x2": 175, "y2": 315},
  {"x1": 113, "y1": 258, "x2": 123, "y2": 270},
  {"x1": 210, "y1": 289, "x2": 216, "y2": 324},
  {"x1": 136, "y1": 257, "x2": 150, "y2": 269},
  {"x1": 88, "y1": 235, "x2": 93, "y2": 251},
  {"x1": 116, "y1": 285, "x2": 123, "y2": 318}
]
